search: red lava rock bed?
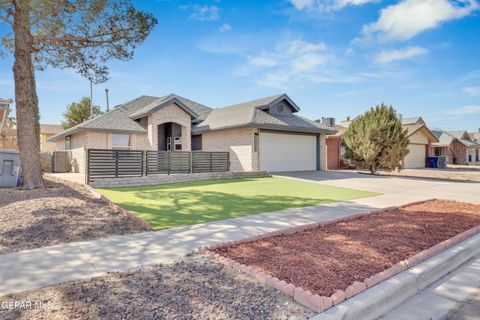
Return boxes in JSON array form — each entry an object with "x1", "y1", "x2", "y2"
[{"x1": 213, "y1": 199, "x2": 480, "y2": 297}]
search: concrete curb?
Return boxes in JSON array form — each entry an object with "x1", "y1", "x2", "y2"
[
  {"x1": 199, "y1": 199, "x2": 480, "y2": 314},
  {"x1": 313, "y1": 232, "x2": 480, "y2": 320},
  {"x1": 86, "y1": 185, "x2": 151, "y2": 231}
]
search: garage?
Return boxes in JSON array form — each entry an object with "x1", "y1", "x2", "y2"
[
  {"x1": 259, "y1": 132, "x2": 317, "y2": 172},
  {"x1": 404, "y1": 144, "x2": 426, "y2": 168}
]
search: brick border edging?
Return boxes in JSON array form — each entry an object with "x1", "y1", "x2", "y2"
[
  {"x1": 196, "y1": 199, "x2": 480, "y2": 313},
  {"x1": 85, "y1": 184, "x2": 151, "y2": 231}
]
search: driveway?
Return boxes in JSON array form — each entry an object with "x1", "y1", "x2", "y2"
[{"x1": 275, "y1": 171, "x2": 480, "y2": 204}]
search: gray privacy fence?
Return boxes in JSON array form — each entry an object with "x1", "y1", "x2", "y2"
[{"x1": 86, "y1": 149, "x2": 230, "y2": 184}]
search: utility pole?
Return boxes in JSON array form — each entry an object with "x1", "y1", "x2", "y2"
[
  {"x1": 89, "y1": 79, "x2": 93, "y2": 119},
  {"x1": 105, "y1": 88, "x2": 110, "y2": 112}
]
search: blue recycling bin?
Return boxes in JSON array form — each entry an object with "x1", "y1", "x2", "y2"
[{"x1": 427, "y1": 156, "x2": 438, "y2": 168}]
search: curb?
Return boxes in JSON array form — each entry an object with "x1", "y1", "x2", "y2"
[
  {"x1": 198, "y1": 199, "x2": 480, "y2": 314},
  {"x1": 313, "y1": 232, "x2": 480, "y2": 320},
  {"x1": 86, "y1": 185, "x2": 151, "y2": 231}
]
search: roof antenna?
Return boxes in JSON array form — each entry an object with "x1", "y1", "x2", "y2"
[{"x1": 105, "y1": 88, "x2": 110, "y2": 112}]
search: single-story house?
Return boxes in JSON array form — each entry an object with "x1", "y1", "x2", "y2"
[
  {"x1": 48, "y1": 94, "x2": 336, "y2": 173},
  {"x1": 400, "y1": 117, "x2": 438, "y2": 168},
  {"x1": 326, "y1": 115, "x2": 438, "y2": 169},
  {"x1": 431, "y1": 129, "x2": 480, "y2": 165}
]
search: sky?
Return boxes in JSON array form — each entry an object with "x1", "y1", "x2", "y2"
[{"x1": 0, "y1": 0, "x2": 479, "y2": 131}]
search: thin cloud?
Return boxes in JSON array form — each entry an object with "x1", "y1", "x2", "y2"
[
  {"x1": 463, "y1": 85, "x2": 480, "y2": 96},
  {"x1": 189, "y1": 5, "x2": 220, "y2": 21},
  {"x1": 289, "y1": 0, "x2": 379, "y2": 11},
  {"x1": 219, "y1": 23, "x2": 232, "y2": 32},
  {"x1": 444, "y1": 105, "x2": 480, "y2": 115},
  {"x1": 359, "y1": 0, "x2": 479, "y2": 42},
  {"x1": 374, "y1": 46, "x2": 428, "y2": 64}
]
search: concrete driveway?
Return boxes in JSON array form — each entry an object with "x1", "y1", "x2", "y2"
[{"x1": 275, "y1": 171, "x2": 480, "y2": 205}]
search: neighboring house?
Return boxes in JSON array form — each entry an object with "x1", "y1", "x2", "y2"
[
  {"x1": 0, "y1": 98, "x2": 13, "y2": 133},
  {"x1": 48, "y1": 93, "x2": 336, "y2": 173},
  {"x1": 469, "y1": 130, "x2": 480, "y2": 143},
  {"x1": 400, "y1": 117, "x2": 438, "y2": 169},
  {"x1": 431, "y1": 129, "x2": 480, "y2": 165},
  {"x1": 0, "y1": 123, "x2": 63, "y2": 151},
  {"x1": 39, "y1": 124, "x2": 64, "y2": 151},
  {"x1": 326, "y1": 115, "x2": 438, "y2": 169}
]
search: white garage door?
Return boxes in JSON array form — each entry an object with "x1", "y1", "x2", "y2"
[
  {"x1": 404, "y1": 144, "x2": 426, "y2": 168},
  {"x1": 259, "y1": 132, "x2": 317, "y2": 172}
]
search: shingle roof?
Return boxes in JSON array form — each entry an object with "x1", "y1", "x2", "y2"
[
  {"x1": 129, "y1": 94, "x2": 212, "y2": 120},
  {"x1": 193, "y1": 94, "x2": 334, "y2": 134},
  {"x1": 49, "y1": 95, "x2": 159, "y2": 140},
  {"x1": 401, "y1": 116, "x2": 424, "y2": 125},
  {"x1": 431, "y1": 128, "x2": 480, "y2": 148}
]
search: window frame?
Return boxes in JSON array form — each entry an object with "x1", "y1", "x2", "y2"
[{"x1": 111, "y1": 134, "x2": 131, "y2": 150}]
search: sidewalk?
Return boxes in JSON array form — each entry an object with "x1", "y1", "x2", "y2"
[{"x1": 379, "y1": 254, "x2": 480, "y2": 320}]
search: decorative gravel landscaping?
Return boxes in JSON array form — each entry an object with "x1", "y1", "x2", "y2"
[
  {"x1": 97, "y1": 177, "x2": 378, "y2": 230},
  {"x1": 0, "y1": 256, "x2": 313, "y2": 320},
  {"x1": 0, "y1": 176, "x2": 147, "y2": 255},
  {"x1": 213, "y1": 199, "x2": 480, "y2": 298}
]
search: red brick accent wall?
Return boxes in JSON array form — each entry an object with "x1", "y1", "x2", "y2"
[
  {"x1": 326, "y1": 137, "x2": 341, "y2": 170},
  {"x1": 449, "y1": 140, "x2": 467, "y2": 164}
]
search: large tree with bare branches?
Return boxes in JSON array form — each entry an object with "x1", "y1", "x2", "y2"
[{"x1": 0, "y1": 0, "x2": 156, "y2": 189}]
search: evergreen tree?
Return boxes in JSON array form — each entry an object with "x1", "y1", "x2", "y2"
[
  {"x1": 62, "y1": 98, "x2": 102, "y2": 129},
  {"x1": 343, "y1": 104, "x2": 409, "y2": 174}
]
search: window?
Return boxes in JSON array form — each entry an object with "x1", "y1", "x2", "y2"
[
  {"x1": 65, "y1": 135, "x2": 71, "y2": 150},
  {"x1": 112, "y1": 134, "x2": 130, "y2": 150},
  {"x1": 253, "y1": 133, "x2": 259, "y2": 152}
]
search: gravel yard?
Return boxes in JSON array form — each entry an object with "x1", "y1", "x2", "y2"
[
  {"x1": 214, "y1": 199, "x2": 480, "y2": 297},
  {"x1": 0, "y1": 256, "x2": 313, "y2": 320},
  {"x1": 0, "y1": 176, "x2": 147, "y2": 255}
]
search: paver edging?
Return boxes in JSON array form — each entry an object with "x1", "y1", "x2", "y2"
[
  {"x1": 86, "y1": 184, "x2": 151, "y2": 231},
  {"x1": 199, "y1": 198, "x2": 480, "y2": 313}
]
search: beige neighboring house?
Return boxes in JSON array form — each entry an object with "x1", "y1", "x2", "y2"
[
  {"x1": 48, "y1": 93, "x2": 336, "y2": 173},
  {"x1": 39, "y1": 124, "x2": 64, "y2": 151},
  {"x1": 0, "y1": 121, "x2": 63, "y2": 152},
  {"x1": 400, "y1": 117, "x2": 438, "y2": 168},
  {"x1": 431, "y1": 129, "x2": 480, "y2": 165}
]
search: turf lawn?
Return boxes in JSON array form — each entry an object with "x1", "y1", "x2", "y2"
[{"x1": 97, "y1": 177, "x2": 379, "y2": 230}]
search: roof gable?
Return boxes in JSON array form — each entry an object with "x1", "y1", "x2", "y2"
[{"x1": 129, "y1": 95, "x2": 200, "y2": 120}]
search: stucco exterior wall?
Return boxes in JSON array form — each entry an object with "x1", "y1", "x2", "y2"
[
  {"x1": 202, "y1": 127, "x2": 258, "y2": 172},
  {"x1": 409, "y1": 130, "x2": 429, "y2": 144},
  {"x1": 148, "y1": 104, "x2": 191, "y2": 151},
  {"x1": 39, "y1": 133, "x2": 57, "y2": 152}
]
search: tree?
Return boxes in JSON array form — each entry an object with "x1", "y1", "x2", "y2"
[
  {"x1": 62, "y1": 97, "x2": 101, "y2": 129},
  {"x1": 0, "y1": 1, "x2": 157, "y2": 189},
  {"x1": 343, "y1": 104, "x2": 410, "y2": 174}
]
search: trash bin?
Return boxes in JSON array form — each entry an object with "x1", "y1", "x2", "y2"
[
  {"x1": 437, "y1": 156, "x2": 448, "y2": 169},
  {"x1": 0, "y1": 149, "x2": 21, "y2": 187},
  {"x1": 427, "y1": 156, "x2": 438, "y2": 168}
]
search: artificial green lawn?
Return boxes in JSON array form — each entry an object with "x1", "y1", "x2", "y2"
[{"x1": 97, "y1": 177, "x2": 379, "y2": 230}]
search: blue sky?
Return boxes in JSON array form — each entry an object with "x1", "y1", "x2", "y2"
[{"x1": 1, "y1": 0, "x2": 479, "y2": 131}]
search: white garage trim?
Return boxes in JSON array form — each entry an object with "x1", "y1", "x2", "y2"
[
  {"x1": 404, "y1": 144, "x2": 427, "y2": 168},
  {"x1": 259, "y1": 131, "x2": 318, "y2": 172}
]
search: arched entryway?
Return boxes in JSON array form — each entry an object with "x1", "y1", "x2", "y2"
[{"x1": 157, "y1": 122, "x2": 183, "y2": 151}]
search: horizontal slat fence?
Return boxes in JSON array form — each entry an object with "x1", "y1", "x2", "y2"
[
  {"x1": 86, "y1": 149, "x2": 144, "y2": 183},
  {"x1": 87, "y1": 149, "x2": 230, "y2": 184}
]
